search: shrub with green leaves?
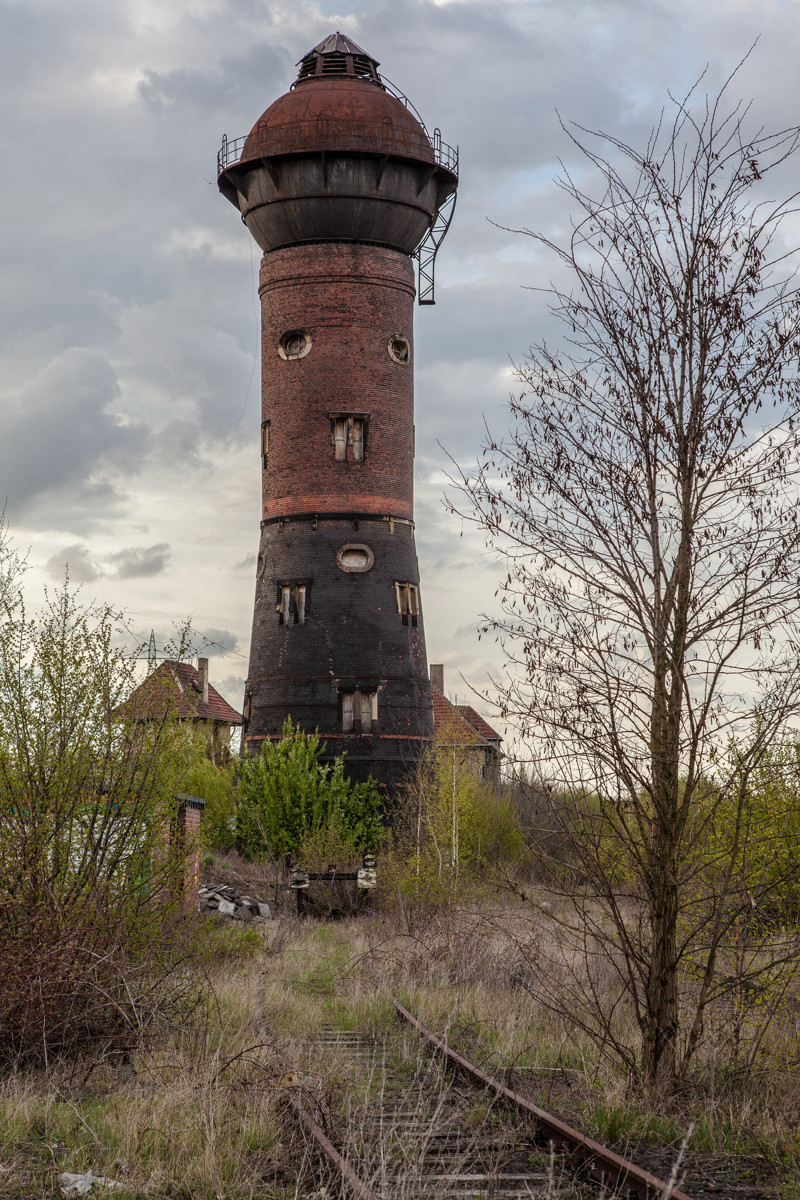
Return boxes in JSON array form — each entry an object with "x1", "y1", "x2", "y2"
[
  {"x1": 0, "y1": 564, "x2": 203, "y2": 1068},
  {"x1": 236, "y1": 718, "x2": 382, "y2": 862},
  {"x1": 180, "y1": 733, "x2": 238, "y2": 852}
]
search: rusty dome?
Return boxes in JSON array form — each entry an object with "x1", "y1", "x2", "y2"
[
  {"x1": 240, "y1": 78, "x2": 436, "y2": 166},
  {"x1": 218, "y1": 32, "x2": 457, "y2": 256}
]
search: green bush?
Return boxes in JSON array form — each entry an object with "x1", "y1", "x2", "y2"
[
  {"x1": 236, "y1": 719, "x2": 382, "y2": 861},
  {"x1": 0, "y1": 569, "x2": 201, "y2": 1067},
  {"x1": 181, "y1": 744, "x2": 237, "y2": 852}
]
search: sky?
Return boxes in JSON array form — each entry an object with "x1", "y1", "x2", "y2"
[{"x1": 1, "y1": 0, "x2": 798, "y2": 733}]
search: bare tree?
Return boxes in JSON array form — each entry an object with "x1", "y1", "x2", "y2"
[{"x1": 453, "y1": 76, "x2": 800, "y2": 1086}]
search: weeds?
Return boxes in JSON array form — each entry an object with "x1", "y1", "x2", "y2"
[{"x1": 1, "y1": 898, "x2": 797, "y2": 1197}]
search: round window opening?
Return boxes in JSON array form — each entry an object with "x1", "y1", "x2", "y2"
[
  {"x1": 278, "y1": 330, "x2": 312, "y2": 360},
  {"x1": 337, "y1": 544, "x2": 375, "y2": 573},
  {"x1": 388, "y1": 335, "x2": 410, "y2": 364},
  {"x1": 257, "y1": 553, "x2": 266, "y2": 579}
]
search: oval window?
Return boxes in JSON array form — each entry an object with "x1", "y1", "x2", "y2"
[
  {"x1": 257, "y1": 553, "x2": 266, "y2": 579},
  {"x1": 337, "y1": 544, "x2": 375, "y2": 573},
  {"x1": 278, "y1": 330, "x2": 312, "y2": 360},
  {"x1": 388, "y1": 335, "x2": 410, "y2": 364}
]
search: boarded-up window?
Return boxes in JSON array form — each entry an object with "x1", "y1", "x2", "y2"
[
  {"x1": 341, "y1": 688, "x2": 377, "y2": 733},
  {"x1": 276, "y1": 582, "x2": 308, "y2": 625},
  {"x1": 330, "y1": 415, "x2": 368, "y2": 462},
  {"x1": 261, "y1": 420, "x2": 270, "y2": 465},
  {"x1": 333, "y1": 418, "x2": 347, "y2": 461},
  {"x1": 342, "y1": 691, "x2": 355, "y2": 733},
  {"x1": 349, "y1": 418, "x2": 364, "y2": 462},
  {"x1": 395, "y1": 582, "x2": 420, "y2": 627}
]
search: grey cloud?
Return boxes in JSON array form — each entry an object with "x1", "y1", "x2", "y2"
[
  {"x1": 118, "y1": 288, "x2": 258, "y2": 441},
  {"x1": 198, "y1": 627, "x2": 240, "y2": 656},
  {"x1": 214, "y1": 673, "x2": 245, "y2": 709},
  {"x1": 45, "y1": 543, "x2": 102, "y2": 584},
  {"x1": 154, "y1": 419, "x2": 205, "y2": 466},
  {"x1": 107, "y1": 543, "x2": 171, "y2": 579},
  {"x1": 1, "y1": 0, "x2": 799, "y2": 706},
  {"x1": 234, "y1": 553, "x2": 257, "y2": 570},
  {"x1": 138, "y1": 42, "x2": 292, "y2": 116},
  {"x1": 0, "y1": 348, "x2": 147, "y2": 519}
]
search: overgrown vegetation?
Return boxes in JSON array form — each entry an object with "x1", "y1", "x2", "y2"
[
  {"x1": 0, "y1": 541, "x2": 202, "y2": 1068},
  {"x1": 1, "y1": 907, "x2": 796, "y2": 1198},
  {"x1": 236, "y1": 717, "x2": 382, "y2": 863},
  {"x1": 452, "y1": 73, "x2": 800, "y2": 1087}
]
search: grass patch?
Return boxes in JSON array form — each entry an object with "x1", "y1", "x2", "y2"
[{"x1": 2, "y1": 900, "x2": 799, "y2": 1196}]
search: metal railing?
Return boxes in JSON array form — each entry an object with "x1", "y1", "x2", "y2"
[{"x1": 217, "y1": 122, "x2": 458, "y2": 176}]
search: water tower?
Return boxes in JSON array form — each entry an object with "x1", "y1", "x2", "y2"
[{"x1": 218, "y1": 32, "x2": 458, "y2": 789}]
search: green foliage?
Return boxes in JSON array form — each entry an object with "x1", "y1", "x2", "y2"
[
  {"x1": 0, "y1": 545, "x2": 203, "y2": 1066},
  {"x1": 414, "y1": 709, "x2": 524, "y2": 874},
  {"x1": 195, "y1": 921, "x2": 264, "y2": 962},
  {"x1": 180, "y1": 732, "x2": 237, "y2": 852},
  {"x1": 712, "y1": 727, "x2": 800, "y2": 922},
  {"x1": 235, "y1": 718, "x2": 382, "y2": 861},
  {"x1": 378, "y1": 712, "x2": 525, "y2": 920}
]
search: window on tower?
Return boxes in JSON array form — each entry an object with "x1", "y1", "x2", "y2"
[
  {"x1": 278, "y1": 330, "x2": 312, "y2": 360},
  {"x1": 330, "y1": 414, "x2": 368, "y2": 462},
  {"x1": 276, "y1": 582, "x2": 309, "y2": 625},
  {"x1": 261, "y1": 420, "x2": 270, "y2": 467},
  {"x1": 388, "y1": 335, "x2": 410, "y2": 364},
  {"x1": 395, "y1": 582, "x2": 419, "y2": 627},
  {"x1": 340, "y1": 688, "x2": 378, "y2": 734}
]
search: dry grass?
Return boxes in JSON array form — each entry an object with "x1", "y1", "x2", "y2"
[{"x1": 1, "y1": 893, "x2": 799, "y2": 1198}]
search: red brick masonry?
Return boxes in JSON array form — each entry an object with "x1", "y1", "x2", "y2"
[{"x1": 260, "y1": 243, "x2": 416, "y2": 523}]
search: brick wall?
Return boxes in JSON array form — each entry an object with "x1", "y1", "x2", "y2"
[
  {"x1": 181, "y1": 799, "x2": 203, "y2": 910},
  {"x1": 259, "y1": 243, "x2": 416, "y2": 521}
]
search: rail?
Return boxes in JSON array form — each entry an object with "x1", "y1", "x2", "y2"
[
  {"x1": 217, "y1": 122, "x2": 458, "y2": 176},
  {"x1": 281, "y1": 1089, "x2": 379, "y2": 1200},
  {"x1": 390, "y1": 995, "x2": 694, "y2": 1200}
]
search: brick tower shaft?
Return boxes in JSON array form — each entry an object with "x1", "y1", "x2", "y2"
[{"x1": 247, "y1": 245, "x2": 431, "y2": 786}]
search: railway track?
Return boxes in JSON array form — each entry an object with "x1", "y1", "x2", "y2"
[{"x1": 282, "y1": 997, "x2": 693, "y2": 1200}]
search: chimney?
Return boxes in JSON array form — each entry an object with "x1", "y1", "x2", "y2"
[
  {"x1": 198, "y1": 657, "x2": 209, "y2": 706},
  {"x1": 430, "y1": 664, "x2": 444, "y2": 694}
]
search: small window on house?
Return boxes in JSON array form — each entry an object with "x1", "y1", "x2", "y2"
[
  {"x1": 341, "y1": 688, "x2": 378, "y2": 734},
  {"x1": 395, "y1": 582, "x2": 419, "y2": 627},
  {"x1": 330, "y1": 415, "x2": 368, "y2": 462},
  {"x1": 276, "y1": 582, "x2": 309, "y2": 625},
  {"x1": 261, "y1": 420, "x2": 270, "y2": 466}
]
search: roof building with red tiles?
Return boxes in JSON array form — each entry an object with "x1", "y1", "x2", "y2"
[
  {"x1": 430, "y1": 664, "x2": 502, "y2": 784},
  {"x1": 123, "y1": 658, "x2": 242, "y2": 764}
]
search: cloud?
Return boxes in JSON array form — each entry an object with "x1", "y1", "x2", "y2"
[
  {"x1": 198, "y1": 627, "x2": 240, "y2": 656},
  {"x1": 214, "y1": 673, "x2": 245, "y2": 710},
  {"x1": 2, "y1": 0, "x2": 800, "y2": 735},
  {"x1": 44, "y1": 543, "x2": 102, "y2": 584},
  {"x1": 107, "y1": 543, "x2": 171, "y2": 579},
  {"x1": 0, "y1": 349, "x2": 147, "y2": 522}
]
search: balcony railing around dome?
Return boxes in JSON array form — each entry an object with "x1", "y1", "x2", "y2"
[{"x1": 217, "y1": 123, "x2": 458, "y2": 176}]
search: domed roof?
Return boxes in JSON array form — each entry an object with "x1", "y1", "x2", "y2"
[{"x1": 240, "y1": 33, "x2": 435, "y2": 166}]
